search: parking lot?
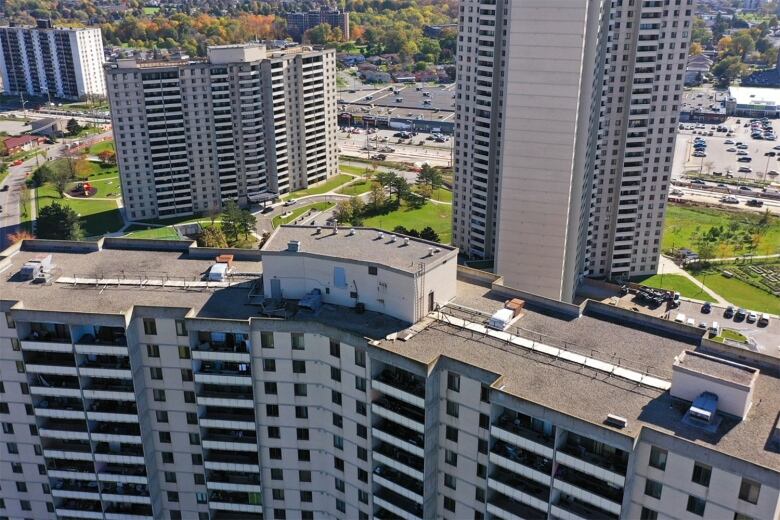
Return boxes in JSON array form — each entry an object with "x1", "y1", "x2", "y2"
[
  {"x1": 676, "y1": 300, "x2": 780, "y2": 354},
  {"x1": 337, "y1": 127, "x2": 453, "y2": 166},
  {"x1": 674, "y1": 116, "x2": 780, "y2": 182}
]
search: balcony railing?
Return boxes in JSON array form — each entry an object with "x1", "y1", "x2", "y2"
[
  {"x1": 91, "y1": 423, "x2": 140, "y2": 437},
  {"x1": 199, "y1": 385, "x2": 253, "y2": 400},
  {"x1": 43, "y1": 439, "x2": 91, "y2": 454},
  {"x1": 76, "y1": 329, "x2": 126, "y2": 346},
  {"x1": 373, "y1": 465, "x2": 423, "y2": 496},
  {"x1": 27, "y1": 325, "x2": 71, "y2": 343},
  {"x1": 201, "y1": 409, "x2": 256, "y2": 423},
  {"x1": 204, "y1": 430, "x2": 257, "y2": 445},
  {"x1": 89, "y1": 401, "x2": 138, "y2": 415},
  {"x1": 104, "y1": 502, "x2": 153, "y2": 516},
  {"x1": 30, "y1": 374, "x2": 80, "y2": 389},
  {"x1": 559, "y1": 439, "x2": 629, "y2": 474},
  {"x1": 555, "y1": 465, "x2": 623, "y2": 503},
  {"x1": 207, "y1": 471, "x2": 261, "y2": 486},
  {"x1": 52, "y1": 479, "x2": 100, "y2": 494},
  {"x1": 82, "y1": 379, "x2": 134, "y2": 393},
  {"x1": 80, "y1": 359, "x2": 131, "y2": 371},
  {"x1": 56, "y1": 498, "x2": 101, "y2": 512},
  {"x1": 24, "y1": 351, "x2": 75, "y2": 367},
  {"x1": 35, "y1": 397, "x2": 84, "y2": 411},
  {"x1": 206, "y1": 450, "x2": 260, "y2": 465},
  {"x1": 197, "y1": 361, "x2": 251, "y2": 377},
  {"x1": 374, "y1": 396, "x2": 425, "y2": 423},
  {"x1": 375, "y1": 487, "x2": 423, "y2": 518},
  {"x1": 41, "y1": 418, "x2": 88, "y2": 433},
  {"x1": 492, "y1": 440, "x2": 553, "y2": 474},
  {"x1": 375, "y1": 368, "x2": 425, "y2": 398},
  {"x1": 491, "y1": 468, "x2": 550, "y2": 502},
  {"x1": 495, "y1": 412, "x2": 554, "y2": 447},
  {"x1": 374, "y1": 442, "x2": 424, "y2": 472},
  {"x1": 555, "y1": 495, "x2": 619, "y2": 520},
  {"x1": 101, "y1": 483, "x2": 149, "y2": 497},
  {"x1": 47, "y1": 461, "x2": 95, "y2": 474},
  {"x1": 94, "y1": 442, "x2": 144, "y2": 458},
  {"x1": 489, "y1": 492, "x2": 548, "y2": 519},
  {"x1": 375, "y1": 419, "x2": 424, "y2": 449},
  {"x1": 208, "y1": 490, "x2": 262, "y2": 506},
  {"x1": 97, "y1": 464, "x2": 147, "y2": 478}
]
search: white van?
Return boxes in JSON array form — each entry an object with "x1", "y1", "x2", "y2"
[
  {"x1": 686, "y1": 318, "x2": 696, "y2": 327},
  {"x1": 674, "y1": 313, "x2": 686, "y2": 323},
  {"x1": 709, "y1": 321, "x2": 720, "y2": 336}
]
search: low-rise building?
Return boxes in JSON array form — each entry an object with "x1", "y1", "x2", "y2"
[
  {"x1": 2, "y1": 134, "x2": 40, "y2": 154},
  {"x1": 29, "y1": 117, "x2": 67, "y2": 137},
  {"x1": 0, "y1": 227, "x2": 777, "y2": 520},
  {"x1": 727, "y1": 86, "x2": 780, "y2": 118}
]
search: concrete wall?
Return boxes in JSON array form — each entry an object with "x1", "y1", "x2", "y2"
[{"x1": 584, "y1": 300, "x2": 704, "y2": 343}]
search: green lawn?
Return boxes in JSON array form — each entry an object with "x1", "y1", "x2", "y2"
[
  {"x1": 413, "y1": 186, "x2": 452, "y2": 203},
  {"x1": 67, "y1": 177, "x2": 120, "y2": 198},
  {"x1": 340, "y1": 165, "x2": 371, "y2": 176},
  {"x1": 36, "y1": 183, "x2": 124, "y2": 236},
  {"x1": 283, "y1": 175, "x2": 354, "y2": 200},
  {"x1": 273, "y1": 202, "x2": 334, "y2": 227},
  {"x1": 693, "y1": 270, "x2": 780, "y2": 314},
  {"x1": 721, "y1": 329, "x2": 748, "y2": 343},
  {"x1": 363, "y1": 201, "x2": 452, "y2": 243},
  {"x1": 88, "y1": 140, "x2": 114, "y2": 155},
  {"x1": 663, "y1": 204, "x2": 780, "y2": 257},
  {"x1": 123, "y1": 225, "x2": 181, "y2": 240},
  {"x1": 338, "y1": 179, "x2": 373, "y2": 196},
  {"x1": 633, "y1": 274, "x2": 717, "y2": 302},
  {"x1": 46, "y1": 158, "x2": 117, "y2": 180}
]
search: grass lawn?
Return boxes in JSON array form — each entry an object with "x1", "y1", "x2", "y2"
[
  {"x1": 363, "y1": 201, "x2": 452, "y2": 243},
  {"x1": 663, "y1": 204, "x2": 780, "y2": 257},
  {"x1": 88, "y1": 140, "x2": 114, "y2": 155},
  {"x1": 721, "y1": 329, "x2": 748, "y2": 343},
  {"x1": 340, "y1": 165, "x2": 372, "y2": 176},
  {"x1": 0, "y1": 168, "x2": 8, "y2": 185},
  {"x1": 273, "y1": 202, "x2": 334, "y2": 227},
  {"x1": 68, "y1": 177, "x2": 120, "y2": 198},
  {"x1": 46, "y1": 158, "x2": 117, "y2": 179},
  {"x1": 692, "y1": 269, "x2": 780, "y2": 314},
  {"x1": 633, "y1": 274, "x2": 717, "y2": 302},
  {"x1": 36, "y1": 183, "x2": 123, "y2": 236},
  {"x1": 418, "y1": 186, "x2": 452, "y2": 203},
  {"x1": 283, "y1": 175, "x2": 354, "y2": 200},
  {"x1": 124, "y1": 225, "x2": 181, "y2": 240},
  {"x1": 337, "y1": 179, "x2": 373, "y2": 196}
]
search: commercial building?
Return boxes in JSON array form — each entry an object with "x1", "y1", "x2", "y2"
[
  {"x1": 0, "y1": 19, "x2": 106, "y2": 100},
  {"x1": 453, "y1": 0, "x2": 694, "y2": 299},
  {"x1": 286, "y1": 8, "x2": 350, "y2": 42},
  {"x1": 726, "y1": 86, "x2": 780, "y2": 118},
  {"x1": 0, "y1": 229, "x2": 778, "y2": 520},
  {"x1": 106, "y1": 43, "x2": 338, "y2": 220}
]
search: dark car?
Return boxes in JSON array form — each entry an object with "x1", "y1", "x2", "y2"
[
  {"x1": 735, "y1": 308, "x2": 747, "y2": 320},
  {"x1": 0, "y1": 185, "x2": 8, "y2": 192},
  {"x1": 701, "y1": 302, "x2": 711, "y2": 313},
  {"x1": 746, "y1": 199, "x2": 764, "y2": 207},
  {"x1": 724, "y1": 306, "x2": 734, "y2": 318},
  {"x1": 737, "y1": 157, "x2": 752, "y2": 162},
  {"x1": 261, "y1": 206, "x2": 274, "y2": 214}
]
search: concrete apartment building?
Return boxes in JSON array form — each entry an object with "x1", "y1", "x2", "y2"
[
  {"x1": 587, "y1": 0, "x2": 694, "y2": 281},
  {"x1": 0, "y1": 19, "x2": 106, "y2": 100},
  {"x1": 286, "y1": 8, "x2": 350, "y2": 42},
  {"x1": 106, "y1": 43, "x2": 338, "y2": 220},
  {"x1": 452, "y1": 0, "x2": 693, "y2": 300},
  {"x1": 0, "y1": 228, "x2": 778, "y2": 520}
]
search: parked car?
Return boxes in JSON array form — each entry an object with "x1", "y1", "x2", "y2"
[
  {"x1": 690, "y1": 179, "x2": 706, "y2": 185},
  {"x1": 738, "y1": 167, "x2": 752, "y2": 173},
  {"x1": 720, "y1": 195, "x2": 739, "y2": 204},
  {"x1": 726, "y1": 147, "x2": 737, "y2": 152},
  {"x1": 737, "y1": 157, "x2": 752, "y2": 162},
  {"x1": 746, "y1": 312, "x2": 758, "y2": 323},
  {"x1": 738, "y1": 186, "x2": 752, "y2": 191},
  {"x1": 724, "y1": 139, "x2": 734, "y2": 144},
  {"x1": 735, "y1": 308, "x2": 747, "y2": 320},
  {"x1": 737, "y1": 150, "x2": 749, "y2": 156},
  {"x1": 693, "y1": 151, "x2": 707, "y2": 157},
  {"x1": 0, "y1": 185, "x2": 8, "y2": 192},
  {"x1": 724, "y1": 306, "x2": 734, "y2": 318},
  {"x1": 283, "y1": 199, "x2": 296, "y2": 207},
  {"x1": 701, "y1": 302, "x2": 711, "y2": 313},
  {"x1": 746, "y1": 199, "x2": 764, "y2": 207}
]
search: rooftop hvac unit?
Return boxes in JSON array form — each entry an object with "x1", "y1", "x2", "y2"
[{"x1": 604, "y1": 414, "x2": 628, "y2": 429}]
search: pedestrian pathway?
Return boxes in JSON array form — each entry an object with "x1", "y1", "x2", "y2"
[{"x1": 658, "y1": 255, "x2": 730, "y2": 306}]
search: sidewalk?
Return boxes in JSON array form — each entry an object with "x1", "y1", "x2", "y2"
[{"x1": 658, "y1": 255, "x2": 730, "y2": 306}]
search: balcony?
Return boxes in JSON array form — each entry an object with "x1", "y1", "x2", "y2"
[
  {"x1": 489, "y1": 468, "x2": 550, "y2": 511},
  {"x1": 374, "y1": 442, "x2": 424, "y2": 479},
  {"x1": 487, "y1": 492, "x2": 548, "y2": 520},
  {"x1": 554, "y1": 465, "x2": 623, "y2": 514},
  {"x1": 90, "y1": 422, "x2": 141, "y2": 443},
  {"x1": 197, "y1": 384, "x2": 254, "y2": 408},
  {"x1": 372, "y1": 396, "x2": 425, "y2": 433},
  {"x1": 34, "y1": 396, "x2": 85, "y2": 419},
  {"x1": 205, "y1": 449, "x2": 260, "y2": 469},
  {"x1": 373, "y1": 464, "x2": 423, "y2": 502},
  {"x1": 42, "y1": 438, "x2": 92, "y2": 460},
  {"x1": 26, "y1": 323, "x2": 72, "y2": 344},
  {"x1": 29, "y1": 374, "x2": 81, "y2": 397},
  {"x1": 87, "y1": 400, "x2": 139, "y2": 422},
  {"x1": 23, "y1": 351, "x2": 77, "y2": 375},
  {"x1": 373, "y1": 368, "x2": 425, "y2": 408},
  {"x1": 21, "y1": 337, "x2": 73, "y2": 352},
  {"x1": 492, "y1": 412, "x2": 555, "y2": 458},
  {"x1": 373, "y1": 419, "x2": 424, "y2": 457},
  {"x1": 552, "y1": 495, "x2": 619, "y2": 520},
  {"x1": 374, "y1": 487, "x2": 423, "y2": 520},
  {"x1": 46, "y1": 460, "x2": 96, "y2": 480},
  {"x1": 194, "y1": 360, "x2": 252, "y2": 385},
  {"x1": 97, "y1": 463, "x2": 148, "y2": 484},
  {"x1": 208, "y1": 490, "x2": 263, "y2": 514},
  {"x1": 93, "y1": 442, "x2": 145, "y2": 464},
  {"x1": 74, "y1": 327, "x2": 127, "y2": 355},
  {"x1": 55, "y1": 498, "x2": 103, "y2": 519},
  {"x1": 51, "y1": 479, "x2": 100, "y2": 499},
  {"x1": 200, "y1": 407, "x2": 257, "y2": 430},
  {"x1": 203, "y1": 429, "x2": 258, "y2": 452},
  {"x1": 81, "y1": 378, "x2": 134, "y2": 400},
  {"x1": 490, "y1": 440, "x2": 553, "y2": 485},
  {"x1": 79, "y1": 357, "x2": 132, "y2": 379},
  {"x1": 557, "y1": 434, "x2": 628, "y2": 483},
  {"x1": 39, "y1": 418, "x2": 89, "y2": 440},
  {"x1": 104, "y1": 502, "x2": 154, "y2": 519},
  {"x1": 206, "y1": 471, "x2": 262, "y2": 492}
]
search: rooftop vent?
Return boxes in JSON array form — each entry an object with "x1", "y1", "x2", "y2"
[
  {"x1": 428, "y1": 247, "x2": 434, "y2": 256},
  {"x1": 688, "y1": 391, "x2": 718, "y2": 425},
  {"x1": 604, "y1": 414, "x2": 628, "y2": 429},
  {"x1": 434, "y1": 247, "x2": 440, "y2": 254},
  {"x1": 378, "y1": 232, "x2": 384, "y2": 240},
  {"x1": 348, "y1": 228, "x2": 355, "y2": 236},
  {"x1": 389, "y1": 235, "x2": 396, "y2": 243},
  {"x1": 287, "y1": 240, "x2": 301, "y2": 252},
  {"x1": 315, "y1": 227, "x2": 321, "y2": 235},
  {"x1": 403, "y1": 237, "x2": 409, "y2": 246}
]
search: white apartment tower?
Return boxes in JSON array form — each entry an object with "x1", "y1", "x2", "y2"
[
  {"x1": 0, "y1": 20, "x2": 105, "y2": 100},
  {"x1": 453, "y1": 0, "x2": 693, "y2": 300},
  {"x1": 106, "y1": 44, "x2": 337, "y2": 220},
  {"x1": 588, "y1": 0, "x2": 693, "y2": 280},
  {"x1": 0, "y1": 233, "x2": 778, "y2": 520}
]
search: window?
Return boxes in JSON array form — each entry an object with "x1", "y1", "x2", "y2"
[
  {"x1": 446, "y1": 400, "x2": 459, "y2": 417},
  {"x1": 739, "y1": 479, "x2": 760, "y2": 504},
  {"x1": 478, "y1": 439, "x2": 488, "y2": 454},
  {"x1": 271, "y1": 468, "x2": 283, "y2": 480},
  {"x1": 192, "y1": 454, "x2": 202, "y2": 465},
  {"x1": 153, "y1": 389, "x2": 166, "y2": 402},
  {"x1": 2, "y1": 423, "x2": 13, "y2": 434},
  {"x1": 156, "y1": 410, "x2": 168, "y2": 423},
  {"x1": 357, "y1": 424, "x2": 367, "y2": 439},
  {"x1": 480, "y1": 384, "x2": 490, "y2": 403},
  {"x1": 444, "y1": 473, "x2": 456, "y2": 490},
  {"x1": 186, "y1": 412, "x2": 197, "y2": 425},
  {"x1": 143, "y1": 318, "x2": 157, "y2": 335},
  {"x1": 188, "y1": 433, "x2": 199, "y2": 445},
  {"x1": 265, "y1": 382, "x2": 278, "y2": 395},
  {"x1": 447, "y1": 372, "x2": 460, "y2": 392},
  {"x1": 368, "y1": 265, "x2": 378, "y2": 275},
  {"x1": 150, "y1": 367, "x2": 163, "y2": 380},
  {"x1": 181, "y1": 369, "x2": 193, "y2": 382},
  {"x1": 268, "y1": 426, "x2": 280, "y2": 438},
  {"x1": 291, "y1": 333, "x2": 305, "y2": 350},
  {"x1": 264, "y1": 359, "x2": 276, "y2": 372},
  {"x1": 294, "y1": 383, "x2": 307, "y2": 397},
  {"x1": 691, "y1": 463, "x2": 711, "y2": 487},
  {"x1": 444, "y1": 496, "x2": 456, "y2": 512},
  {"x1": 330, "y1": 339, "x2": 340, "y2": 357},
  {"x1": 648, "y1": 446, "x2": 667, "y2": 470},
  {"x1": 476, "y1": 487, "x2": 485, "y2": 502},
  {"x1": 178, "y1": 346, "x2": 190, "y2": 359},
  {"x1": 274, "y1": 509, "x2": 286, "y2": 520},
  {"x1": 162, "y1": 452, "x2": 174, "y2": 463},
  {"x1": 734, "y1": 514, "x2": 753, "y2": 520},
  {"x1": 269, "y1": 448, "x2": 282, "y2": 460},
  {"x1": 332, "y1": 413, "x2": 343, "y2": 428},
  {"x1": 194, "y1": 474, "x2": 205, "y2": 485},
  {"x1": 167, "y1": 491, "x2": 179, "y2": 502},
  {"x1": 334, "y1": 457, "x2": 344, "y2": 471},
  {"x1": 159, "y1": 431, "x2": 171, "y2": 443},
  {"x1": 15, "y1": 481, "x2": 26, "y2": 492},
  {"x1": 334, "y1": 477, "x2": 345, "y2": 492},
  {"x1": 299, "y1": 470, "x2": 311, "y2": 482},
  {"x1": 332, "y1": 390, "x2": 342, "y2": 405},
  {"x1": 355, "y1": 376, "x2": 366, "y2": 391},
  {"x1": 640, "y1": 508, "x2": 658, "y2": 520},
  {"x1": 479, "y1": 413, "x2": 489, "y2": 429},
  {"x1": 336, "y1": 499, "x2": 345, "y2": 513},
  {"x1": 477, "y1": 463, "x2": 486, "y2": 479},
  {"x1": 333, "y1": 435, "x2": 344, "y2": 450},
  {"x1": 331, "y1": 366, "x2": 341, "y2": 382},
  {"x1": 175, "y1": 320, "x2": 187, "y2": 336},
  {"x1": 356, "y1": 401, "x2": 366, "y2": 416},
  {"x1": 295, "y1": 406, "x2": 308, "y2": 419},
  {"x1": 297, "y1": 428, "x2": 309, "y2": 441},
  {"x1": 165, "y1": 471, "x2": 176, "y2": 483},
  {"x1": 301, "y1": 491, "x2": 313, "y2": 503},
  {"x1": 11, "y1": 462, "x2": 22, "y2": 473},
  {"x1": 261, "y1": 332, "x2": 274, "y2": 348},
  {"x1": 298, "y1": 449, "x2": 311, "y2": 462},
  {"x1": 147, "y1": 344, "x2": 160, "y2": 357},
  {"x1": 292, "y1": 360, "x2": 306, "y2": 373},
  {"x1": 355, "y1": 349, "x2": 365, "y2": 367},
  {"x1": 445, "y1": 449, "x2": 457, "y2": 466},
  {"x1": 272, "y1": 489, "x2": 285, "y2": 500},
  {"x1": 357, "y1": 446, "x2": 367, "y2": 461},
  {"x1": 266, "y1": 405, "x2": 279, "y2": 417},
  {"x1": 359, "y1": 490, "x2": 368, "y2": 504},
  {"x1": 686, "y1": 496, "x2": 706, "y2": 516},
  {"x1": 644, "y1": 479, "x2": 663, "y2": 499},
  {"x1": 358, "y1": 468, "x2": 368, "y2": 482},
  {"x1": 446, "y1": 425, "x2": 458, "y2": 442}
]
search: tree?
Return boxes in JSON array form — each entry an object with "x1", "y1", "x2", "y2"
[
  {"x1": 50, "y1": 165, "x2": 74, "y2": 198},
  {"x1": 690, "y1": 42, "x2": 703, "y2": 56},
  {"x1": 419, "y1": 226, "x2": 440, "y2": 243},
  {"x1": 711, "y1": 56, "x2": 747, "y2": 87},
  {"x1": 66, "y1": 118, "x2": 82, "y2": 136},
  {"x1": 220, "y1": 200, "x2": 243, "y2": 243},
  {"x1": 368, "y1": 182, "x2": 387, "y2": 210},
  {"x1": 97, "y1": 150, "x2": 116, "y2": 164},
  {"x1": 393, "y1": 225, "x2": 409, "y2": 235},
  {"x1": 389, "y1": 175, "x2": 410, "y2": 203},
  {"x1": 199, "y1": 226, "x2": 228, "y2": 248},
  {"x1": 30, "y1": 164, "x2": 51, "y2": 188},
  {"x1": 6, "y1": 230, "x2": 34, "y2": 244},
  {"x1": 37, "y1": 202, "x2": 83, "y2": 240},
  {"x1": 18, "y1": 187, "x2": 31, "y2": 219},
  {"x1": 237, "y1": 207, "x2": 257, "y2": 239},
  {"x1": 416, "y1": 163, "x2": 443, "y2": 189}
]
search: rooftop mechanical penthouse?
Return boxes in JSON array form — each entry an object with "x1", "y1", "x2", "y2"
[{"x1": 0, "y1": 226, "x2": 778, "y2": 520}]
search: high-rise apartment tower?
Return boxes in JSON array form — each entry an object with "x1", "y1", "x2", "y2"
[
  {"x1": 0, "y1": 19, "x2": 105, "y2": 100},
  {"x1": 106, "y1": 43, "x2": 338, "y2": 220}
]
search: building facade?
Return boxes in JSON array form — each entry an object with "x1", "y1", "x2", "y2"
[
  {"x1": 286, "y1": 9, "x2": 350, "y2": 42},
  {"x1": 0, "y1": 230, "x2": 778, "y2": 520},
  {"x1": 0, "y1": 20, "x2": 105, "y2": 100},
  {"x1": 452, "y1": 0, "x2": 693, "y2": 299},
  {"x1": 106, "y1": 43, "x2": 338, "y2": 220}
]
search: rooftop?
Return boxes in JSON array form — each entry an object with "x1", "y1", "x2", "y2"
[
  {"x1": 675, "y1": 350, "x2": 758, "y2": 387},
  {"x1": 261, "y1": 226, "x2": 457, "y2": 274},
  {"x1": 729, "y1": 85, "x2": 780, "y2": 106}
]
